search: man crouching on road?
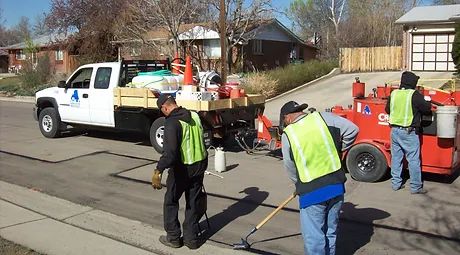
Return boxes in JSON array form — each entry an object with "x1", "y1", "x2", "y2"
[
  {"x1": 152, "y1": 94, "x2": 208, "y2": 250},
  {"x1": 280, "y1": 101, "x2": 359, "y2": 255}
]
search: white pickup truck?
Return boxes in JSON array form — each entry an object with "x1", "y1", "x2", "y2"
[{"x1": 33, "y1": 60, "x2": 265, "y2": 153}]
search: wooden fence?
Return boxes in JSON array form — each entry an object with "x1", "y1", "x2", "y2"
[{"x1": 340, "y1": 46, "x2": 402, "y2": 73}]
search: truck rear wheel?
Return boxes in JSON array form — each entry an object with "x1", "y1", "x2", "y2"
[
  {"x1": 150, "y1": 117, "x2": 165, "y2": 154},
  {"x1": 346, "y1": 143, "x2": 388, "y2": 182},
  {"x1": 39, "y1": 108, "x2": 61, "y2": 138}
]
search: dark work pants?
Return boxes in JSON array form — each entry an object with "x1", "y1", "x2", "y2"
[{"x1": 164, "y1": 169, "x2": 206, "y2": 244}]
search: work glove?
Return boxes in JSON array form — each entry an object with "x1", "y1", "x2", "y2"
[
  {"x1": 424, "y1": 96, "x2": 432, "y2": 102},
  {"x1": 152, "y1": 170, "x2": 162, "y2": 190}
]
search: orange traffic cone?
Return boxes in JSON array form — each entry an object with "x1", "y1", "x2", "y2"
[
  {"x1": 172, "y1": 52, "x2": 181, "y2": 74},
  {"x1": 183, "y1": 56, "x2": 194, "y2": 86}
]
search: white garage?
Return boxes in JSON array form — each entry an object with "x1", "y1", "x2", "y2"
[{"x1": 396, "y1": 4, "x2": 460, "y2": 72}]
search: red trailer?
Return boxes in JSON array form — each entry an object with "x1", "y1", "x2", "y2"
[{"x1": 255, "y1": 78, "x2": 460, "y2": 182}]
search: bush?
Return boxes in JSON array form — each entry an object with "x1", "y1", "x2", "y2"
[
  {"x1": 243, "y1": 72, "x2": 278, "y2": 98},
  {"x1": 452, "y1": 24, "x2": 460, "y2": 75},
  {"x1": 241, "y1": 60, "x2": 338, "y2": 99},
  {"x1": 19, "y1": 53, "x2": 52, "y2": 88}
]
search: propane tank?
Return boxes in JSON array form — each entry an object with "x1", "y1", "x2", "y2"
[
  {"x1": 352, "y1": 77, "x2": 365, "y2": 98},
  {"x1": 214, "y1": 147, "x2": 227, "y2": 173}
]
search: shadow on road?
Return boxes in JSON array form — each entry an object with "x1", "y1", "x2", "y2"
[
  {"x1": 337, "y1": 202, "x2": 391, "y2": 255},
  {"x1": 200, "y1": 187, "x2": 269, "y2": 244}
]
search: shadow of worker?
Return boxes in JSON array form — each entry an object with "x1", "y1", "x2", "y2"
[
  {"x1": 336, "y1": 202, "x2": 391, "y2": 255},
  {"x1": 200, "y1": 187, "x2": 269, "y2": 242}
]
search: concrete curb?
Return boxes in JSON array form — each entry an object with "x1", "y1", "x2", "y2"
[
  {"x1": 0, "y1": 180, "x2": 250, "y2": 255},
  {"x1": 0, "y1": 96, "x2": 35, "y2": 103},
  {"x1": 266, "y1": 67, "x2": 341, "y2": 102}
]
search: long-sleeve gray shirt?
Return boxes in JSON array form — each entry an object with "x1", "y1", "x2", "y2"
[{"x1": 281, "y1": 112, "x2": 359, "y2": 183}]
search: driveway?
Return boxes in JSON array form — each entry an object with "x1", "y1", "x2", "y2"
[{"x1": 264, "y1": 71, "x2": 455, "y2": 123}]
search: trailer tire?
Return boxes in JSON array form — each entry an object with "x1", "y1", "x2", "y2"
[
  {"x1": 150, "y1": 117, "x2": 165, "y2": 154},
  {"x1": 346, "y1": 143, "x2": 388, "y2": 182},
  {"x1": 39, "y1": 107, "x2": 61, "y2": 138}
]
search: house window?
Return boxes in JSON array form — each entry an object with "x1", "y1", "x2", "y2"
[
  {"x1": 203, "y1": 39, "x2": 221, "y2": 58},
  {"x1": 252, "y1": 40, "x2": 263, "y2": 54},
  {"x1": 16, "y1": 50, "x2": 25, "y2": 60},
  {"x1": 56, "y1": 50, "x2": 64, "y2": 61},
  {"x1": 131, "y1": 46, "x2": 141, "y2": 57}
]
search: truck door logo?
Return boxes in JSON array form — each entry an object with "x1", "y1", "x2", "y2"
[{"x1": 70, "y1": 90, "x2": 80, "y2": 108}]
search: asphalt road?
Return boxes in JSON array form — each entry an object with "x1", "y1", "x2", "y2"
[
  {"x1": 264, "y1": 71, "x2": 456, "y2": 123},
  {"x1": 1, "y1": 71, "x2": 460, "y2": 254}
]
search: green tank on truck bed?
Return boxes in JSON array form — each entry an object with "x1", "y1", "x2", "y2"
[{"x1": 33, "y1": 59, "x2": 266, "y2": 153}]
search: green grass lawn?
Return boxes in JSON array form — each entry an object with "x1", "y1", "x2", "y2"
[{"x1": 0, "y1": 76, "x2": 21, "y2": 88}]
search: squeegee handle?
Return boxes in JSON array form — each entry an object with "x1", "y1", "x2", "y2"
[{"x1": 255, "y1": 193, "x2": 296, "y2": 230}]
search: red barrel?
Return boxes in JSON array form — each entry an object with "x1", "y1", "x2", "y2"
[{"x1": 352, "y1": 82, "x2": 365, "y2": 98}]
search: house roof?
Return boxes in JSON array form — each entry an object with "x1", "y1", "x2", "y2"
[
  {"x1": 0, "y1": 47, "x2": 7, "y2": 56},
  {"x1": 177, "y1": 18, "x2": 316, "y2": 48},
  {"x1": 6, "y1": 33, "x2": 68, "y2": 50},
  {"x1": 395, "y1": 4, "x2": 460, "y2": 25},
  {"x1": 113, "y1": 18, "x2": 316, "y2": 48}
]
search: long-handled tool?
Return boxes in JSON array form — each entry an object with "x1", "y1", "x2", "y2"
[{"x1": 233, "y1": 192, "x2": 296, "y2": 250}]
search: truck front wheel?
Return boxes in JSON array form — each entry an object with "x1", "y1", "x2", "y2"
[
  {"x1": 39, "y1": 108, "x2": 61, "y2": 138},
  {"x1": 150, "y1": 117, "x2": 165, "y2": 154},
  {"x1": 345, "y1": 143, "x2": 388, "y2": 182}
]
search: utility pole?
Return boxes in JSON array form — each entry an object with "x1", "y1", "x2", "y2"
[{"x1": 219, "y1": 0, "x2": 227, "y2": 85}]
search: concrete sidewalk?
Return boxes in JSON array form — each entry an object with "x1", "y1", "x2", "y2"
[{"x1": 0, "y1": 181, "x2": 249, "y2": 255}]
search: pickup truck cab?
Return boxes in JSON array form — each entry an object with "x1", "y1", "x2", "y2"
[{"x1": 33, "y1": 60, "x2": 264, "y2": 153}]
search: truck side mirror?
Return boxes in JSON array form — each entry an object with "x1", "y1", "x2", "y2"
[{"x1": 58, "y1": 80, "x2": 67, "y2": 88}]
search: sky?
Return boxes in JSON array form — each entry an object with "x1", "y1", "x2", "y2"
[{"x1": 0, "y1": 0, "x2": 438, "y2": 30}]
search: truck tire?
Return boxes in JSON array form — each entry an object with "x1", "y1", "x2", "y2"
[
  {"x1": 346, "y1": 143, "x2": 388, "y2": 182},
  {"x1": 39, "y1": 108, "x2": 61, "y2": 138},
  {"x1": 150, "y1": 117, "x2": 165, "y2": 154}
]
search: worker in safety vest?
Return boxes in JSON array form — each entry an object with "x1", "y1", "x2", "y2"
[
  {"x1": 152, "y1": 94, "x2": 208, "y2": 250},
  {"x1": 280, "y1": 101, "x2": 359, "y2": 255},
  {"x1": 385, "y1": 71, "x2": 432, "y2": 194}
]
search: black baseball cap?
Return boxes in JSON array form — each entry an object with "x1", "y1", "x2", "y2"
[
  {"x1": 157, "y1": 93, "x2": 174, "y2": 108},
  {"x1": 279, "y1": 101, "x2": 308, "y2": 129}
]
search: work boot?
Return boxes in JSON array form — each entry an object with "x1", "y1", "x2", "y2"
[
  {"x1": 159, "y1": 235, "x2": 183, "y2": 248},
  {"x1": 392, "y1": 184, "x2": 405, "y2": 191},
  {"x1": 184, "y1": 237, "x2": 205, "y2": 250},
  {"x1": 411, "y1": 188, "x2": 428, "y2": 195}
]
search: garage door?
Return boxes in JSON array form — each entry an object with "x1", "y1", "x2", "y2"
[{"x1": 412, "y1": 33, "x2": 455, "y2": 71}]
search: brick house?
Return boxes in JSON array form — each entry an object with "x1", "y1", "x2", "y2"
[
  {"x1": 6, "y1": 33, "x2": 72, "y2": 74},
  {"x1": 112, "y1": 19, "x2": 318, "y2": 72},
  {"x1": 395, "y1": 4, "x2": 459, "y2": 72}
]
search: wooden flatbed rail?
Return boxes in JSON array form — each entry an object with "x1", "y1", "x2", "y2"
[{"x1": 114, "y1": 88, "x2": 265, "y2": 111}]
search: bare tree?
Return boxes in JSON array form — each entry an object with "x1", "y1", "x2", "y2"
[
  {"x1": 208, "y1": 0, "x2": 275, "y2": 72},
  {"x1": 46, "y1": 0, "x2": 127, "y2": 62},
  {"x1": 33, "y1": 13, "x2": 51, "y2": 36},
  {"x1": 15, "y1": 16, "x2": 32, "y2": 40},
  {"x1": 118, "y1": 0, "x2": 208, "y2": 55}
]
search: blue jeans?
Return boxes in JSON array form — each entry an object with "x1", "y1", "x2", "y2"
[
  {"x1": 390, "y1": 127, "x2": 423, "y2": 193},
  {"x1": 300, "y1": 194, "x2": 344, "y2": 255}
]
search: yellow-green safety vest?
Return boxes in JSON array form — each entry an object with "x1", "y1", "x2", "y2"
[
  {"x1": 284, "y1": 112, "x2": 342, "y2": 183},
  {"x1": 179, "y1": 111, "x2": 207, "y2": 165},
  {"x1": 389, "y1": 89, "x2": 415, "y2": 127}
]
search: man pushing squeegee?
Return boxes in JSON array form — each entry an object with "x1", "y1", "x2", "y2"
[{"x1": 234, "y1": 101, "x2": 359, "y2": 254}]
